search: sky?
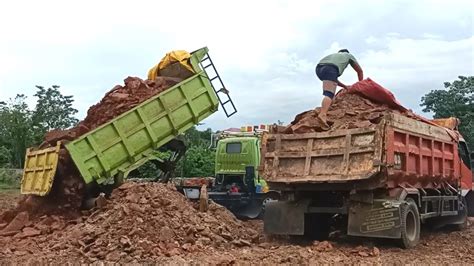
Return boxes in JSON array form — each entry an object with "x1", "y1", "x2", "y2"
[{"x1": 0, "y1": 0, "x2": 473, "y2": 130}]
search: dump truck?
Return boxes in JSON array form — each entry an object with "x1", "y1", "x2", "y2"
[
  {"x1": 262, "y1": 113, "x2": 473, "y2": 248},
  {"x1": 21, "y1": 47, "x2": 237, "y2": 204},
  {"x1": 175, "y1": 125, "x2": 280, "y2": 219}
]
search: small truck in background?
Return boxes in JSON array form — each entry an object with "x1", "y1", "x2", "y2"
[
  {"x1": 262, "y1": 113, "x2": 473, "y2": 248},
  {"x1": 176, "y1": 125, "x2": 280, "y2": 219}
]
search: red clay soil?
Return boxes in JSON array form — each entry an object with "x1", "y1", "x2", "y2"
[
  {"x1": 282, "y1": 92, "x2": 419, "y2": 134},
  {"x1": 43, "y1": 76, "x2": 182, "y2": 146},
  {"x1": 0, "y1": 182, "x2": 260, "y2": 263},
  {"x1": 1, "y1": 184, "x2": 473, "y2": 264}
]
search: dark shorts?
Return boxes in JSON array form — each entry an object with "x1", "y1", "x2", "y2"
[{"x1": 315, "y1": 64, "x2": 339, "y2": 82}]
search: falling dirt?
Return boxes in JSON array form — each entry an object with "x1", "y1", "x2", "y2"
[
  {"x1": 24, "y1": 76, "x2": 184, "y2": 213},
  {"x1": 1, "y1": 185, "x2": 474, "y2": 264}
]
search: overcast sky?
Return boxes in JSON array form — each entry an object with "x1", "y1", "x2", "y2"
[{"x1": 1, "y1": 0, "x2": 473, "y2": 130}]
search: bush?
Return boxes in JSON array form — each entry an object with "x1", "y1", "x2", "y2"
[{"x1": 0, "y1": 168, "x2": 21, "y2": 189}]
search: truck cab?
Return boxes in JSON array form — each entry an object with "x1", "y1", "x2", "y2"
[
  {"x1": 214, "y1": 136, "x2": 268, "y2": 193},
  {"x1": 202, "y1": 126, "x2": 279, "y2": 218}
]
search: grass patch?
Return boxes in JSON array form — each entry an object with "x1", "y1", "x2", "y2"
[{"x1": 0, "y1": 168, "x2": 21, "y2": 189}]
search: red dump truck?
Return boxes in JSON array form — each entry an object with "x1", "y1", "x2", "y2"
[{"x1": 261, "y1": 113, "x2": 473, "y2": 248}]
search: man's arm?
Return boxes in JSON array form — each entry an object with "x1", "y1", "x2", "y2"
[
  {"x1": 351, "y1": 62, "x2": 364, "y2": 81},
  {"x1": 336, "y1": 80, "x2": 347, "y2": 89}
]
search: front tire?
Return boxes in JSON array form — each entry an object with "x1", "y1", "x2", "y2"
[{"x1": 399, "y1": 198, "x2": 420, "y2": 249}]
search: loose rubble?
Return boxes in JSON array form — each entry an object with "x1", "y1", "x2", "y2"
[
  {"x1": 1, "y1": 186, "x2": 473, "y2": 264},
  {"x1": 0, "y1": 182, "x2": 260, "y2": 263},
  {"x1": 282, "y1": 92, "x2": 419, "y2": 134}
]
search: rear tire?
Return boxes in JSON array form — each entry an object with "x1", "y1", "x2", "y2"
[
  {"x1": 398, "y1": 198, "x2": 420, "y2": 249},
  {"x1": 258, "y1": 192, "x2": 280, "y2": 219},
  {"x1": 453, "y1": 197, "x2": 468, "y2": 231}
]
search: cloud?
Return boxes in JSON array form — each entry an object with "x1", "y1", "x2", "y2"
[{"x1": 0, "y1": 0, "x2": 472, "y2": 131}]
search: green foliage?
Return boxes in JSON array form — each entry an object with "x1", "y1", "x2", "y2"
[
  {"x1": 421, "y1": 76, "x2": 474, "y2": 149},
  {"x1": 0, "y1": 86, "x2": 78, "y2": 168},
  {"x1": 179, "y1": 145, "x2": 215, "y2": 177},
  {"x1": 0, "y1": 168, "x2": 21, "y2": 189},
  {"x1": 0, "y1": 146, "x2": 12, "y2": 167},
  {"x1": 0, "y1": 95, "x2": 35, "y2": 168},
  {"x1": 32, "y1": 85, "x2": 79, "y2": 142},
  {"x1": 133, "y1": 127, "x2": 215, "y2": 179},
  {"x1": 176, "y1": 126, "x2": 215, "y2": 177}
]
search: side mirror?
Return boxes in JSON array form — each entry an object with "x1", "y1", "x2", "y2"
[{"x1": 208, "y1": 134, "x2": 219, "y2": 150}]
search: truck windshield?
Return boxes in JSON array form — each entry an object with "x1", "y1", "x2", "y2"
[{"x1": 226, "y1": 142, "x2": 242, "y2": 154}]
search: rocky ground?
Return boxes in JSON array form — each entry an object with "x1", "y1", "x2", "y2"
[{"x1": 1, "y1": 184, "x2": 473, "y2": 265}]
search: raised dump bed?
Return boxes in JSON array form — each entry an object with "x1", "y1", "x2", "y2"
[{"x1": 21, "y1": 47, "x2": 236, "y2": 195}]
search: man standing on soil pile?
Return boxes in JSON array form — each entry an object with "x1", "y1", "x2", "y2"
[{"x1": 315, "y1": 49, "x2": 364, "y2": 128}]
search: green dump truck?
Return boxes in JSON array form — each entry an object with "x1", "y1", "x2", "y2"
[
  {"x1": 21, "y1": 47, "x2": 237, "y2": 201},
  {"x1": 176, "y1": 126, "x2": 280, "y2": 219}
]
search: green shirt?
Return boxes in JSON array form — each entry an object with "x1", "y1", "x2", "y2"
[{"x1": 318, "y1": 52, "x2": 358, "y2": 76}]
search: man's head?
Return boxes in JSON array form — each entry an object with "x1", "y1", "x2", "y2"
[{"x1": 338, "y1": 49, "x2": 350, "y2": 53}]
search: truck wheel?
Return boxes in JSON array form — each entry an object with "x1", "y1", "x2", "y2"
[
  {"x1": 453, "y1": 197, "x2": 468, "y2": 231},
  {"x1": 399, "y1": 198, "x2": 420, "y2": 249},
  {"x1": 258, "y1": 192, "x2": 280, "y2": 219}
]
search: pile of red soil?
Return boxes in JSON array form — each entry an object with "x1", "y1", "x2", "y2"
[
  {"x1": 282, "y1": 91, "x2": 418, "y2": 134},
  {"x1": 0, "y1": 182, "x2": 260, "y2": 263},
  {"x1": 43, "y1": 76, "x2": 182, "y2": 146}
]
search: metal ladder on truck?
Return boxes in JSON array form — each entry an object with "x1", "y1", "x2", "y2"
[{"x1": 199, "y1": 53, "x2": 237, "y2": 118}]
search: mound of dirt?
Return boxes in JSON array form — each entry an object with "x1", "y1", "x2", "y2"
[
  {"x1": 43, "y1": 76, "x2": 182, "y2": 146},
  {"x1": 283, "y1": 92, "x2": 417, "y2": 134},
  {"x1": 0, "y1": 182, "x2": 260, "y2": 263}
]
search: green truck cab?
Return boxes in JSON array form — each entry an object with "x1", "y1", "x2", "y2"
[
  {"x1": 215, "y1": 136, "x2": 268, "y2": 191},
  {"x1": 206, "y1": 130, "x2": 280, "y2": 219}
]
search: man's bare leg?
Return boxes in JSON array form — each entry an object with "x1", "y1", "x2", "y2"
[{"x1": 317, "y1": 80, "x2": 337, "y2": 127}]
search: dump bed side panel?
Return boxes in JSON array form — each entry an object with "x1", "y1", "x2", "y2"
[
  {"x1": 384, "y1": 113, "x2": 461, "y2": 188},
  {"x1": 262, "y1": 125, "x2": 384, "y2": 183},
  {"x1": 66, "y1": 74, "x2": 218, "y2": 184},
  {"x1": 21, "y1": 143, "x2": 61, "y2": 195}
]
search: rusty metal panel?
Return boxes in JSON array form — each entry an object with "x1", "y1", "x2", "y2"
[
  {"x1": 385, "y1": 113, "x2": 460, "y2": 188},
  {"x1": 263, "y1": 124, "x2": 384, "y2": 183},
  {"x1": 387, "y1": 113, "x2": 453, "y2": 142}
]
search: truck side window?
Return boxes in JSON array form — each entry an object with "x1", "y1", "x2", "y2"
[
  {"x1": 226, "y1": 143, "x2": 242, "y2": 154},
  {"x1": 458, "y1": 141, "x2": 471, "y2": 170}
]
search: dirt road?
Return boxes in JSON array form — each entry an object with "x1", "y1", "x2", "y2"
[
  {"x1": 1, "y1": 187, "x2": 473, "y2": 265},
  {"x1": 0, "y1": 189, "x2": 20, "y2": 212}
]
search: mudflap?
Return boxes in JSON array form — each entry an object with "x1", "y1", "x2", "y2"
[
  {"x1": 348, "y1": 199, "x2": 402, "y2": 239},
  {"x1": 235, "y1": 198, "x2": 263, "y2": 219},
  {"x1": 264, "y1": 199, "x2": 310, "y2": 235}
]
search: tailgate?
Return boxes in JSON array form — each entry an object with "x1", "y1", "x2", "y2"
[
  {"x1": 262, "y1": 125, "x2": 384, "y2": 183},
  {"x1": 21, "y1": 142, "x2": 61, "y2": 195}
]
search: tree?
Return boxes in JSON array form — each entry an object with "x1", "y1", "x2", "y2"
[
  {"x1": 0, "y1": 95, "x2": 35, "y2": 168},
  {"x1": 420, "y1": 76, "x2": 474, "y2": 149},
  {"x1": 0, "y1": 85, "x2": 79, "y2": 168},
  {"x1": 176, "y1": 126, "x2": 215, "y2": 177},
  {"x1": 32, "y1": 85, "x2": 78, "y2": 141},
  {"x1": 179, "y1": 146, "x2": 215, "y2": 177}
]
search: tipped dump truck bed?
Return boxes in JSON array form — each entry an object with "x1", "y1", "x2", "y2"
[{"x1": 21, "y1": 47, "x2": 236, "y2": 195}]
